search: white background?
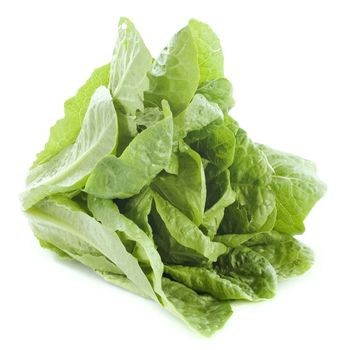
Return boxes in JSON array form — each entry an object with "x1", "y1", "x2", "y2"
[{"x1": 1, "y1": 0, "x2": 349, "y2": 349}]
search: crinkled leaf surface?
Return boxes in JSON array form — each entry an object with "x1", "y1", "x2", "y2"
[
  {"x1": 162, "y1": 277, "x2": 232, "y2": 337},
  {"x1": 165, "y1": 265, "x2": 253, "y2": 301},
  {"x1": 244, "y1": 232, "x2": 314, "y2": 278},
  {"x1": 223, "y1": 125, "x2": 276, "y2": 233},
  {"x1": 215, "y1": 246, "x2": 277, "y2": 300}
]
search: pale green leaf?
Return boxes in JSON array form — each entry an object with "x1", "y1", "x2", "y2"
[
  {"x1": 109, "y1": 18, "x2": 152, "y2": 114},
  {"x1": 22, "y1": 86, "x2": 117, "y2": 210},
  {"x1": 188, "y1": 19, "x2": 224, "y2": 84},
  {"x1": 26, "y1": 196, "x2": 156, "y2": 300}
]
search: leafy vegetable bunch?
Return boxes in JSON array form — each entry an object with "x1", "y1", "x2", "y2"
[{"x1": 22, "y1": 18, "x2": 326, "y2": 336}]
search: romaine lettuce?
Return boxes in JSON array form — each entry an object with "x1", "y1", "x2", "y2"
[{"x1": 22, "y1": 17, "x2": 326, "y2": 336}]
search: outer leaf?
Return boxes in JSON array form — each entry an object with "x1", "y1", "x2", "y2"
[
  {"x1": 109, "y1": 18, "x2": 152, "y2": 115},
  {"x1": 223, "y1": 125, "x2": 276, "y2": 233},
  {"x1": 26, "y1": 196, "x2": 156, "y2": 300},
  {"x1": 88, "y1": 195, "x2": 233, "y2": 335},
  {"x1": 145, "y1": 27, "x2": 199, "y2": 115},
  {"x1": 98, "y1": 271, "x2": 150, "y2": 298},
  {"x1": 33, "y1": 64, "x2": 110, "y2": 165},
  {"x1": 85, "y1": 101, "x2": 173, "y2": 199},
  {"x1": 87, "y1": 196, "x2": 165, "y2": 300},
  {"x1": 259, "y1": 144, "x2": 326, "y2": 233},
  {"x1": 39, "y1": 238, "x2": 146, "y2": 297},
  {"x1": 215, "y1": 246, "x2": 277, "y2": 299},
  {"x1": 153, "y1": 192, "x2": 227, "y2": 262},
  {"x1": 197, "y1": 78, "x2": 235, "y2": 114},
  {"x1": 162, "y1": 277, "x2": 233, "y2": 337},
  {"x1": 188, "y1": 19, "x2": 224, "y2": 84},
  {"x1": 152, "y1": 142, "x2": 206, "y2": 225},
  {"x1": 244, "y1": 232, "x2": 314, "y2": 278},
  {"x1": 39, "y1": 239, "x2": 71, "y2": 258},
  {"x1": 165, "y1": 265, "x2": 253, "y2": 301},
  {"x1": 22, "y1": 86, "x2": 117, "y2": 210}
]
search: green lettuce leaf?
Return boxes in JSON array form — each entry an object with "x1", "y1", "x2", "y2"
[
  {"x1": 109, "y1": 18, "x2": 152, "y2": 115},
  {"x1": 153, "y1": 192, "x2": 227, "y2": 262},
  {"x1": 188, "y1": 19, "x2": 224, "y2": 84},
  {"x1": 116, "y1": 112, "x2": 138, "y2": 156},
  {"x1": 39, "y1": 237, "x2": 147, "y2": 297},
  {"x1": 87, "y1": 196, "x2": 165, "y2": 300},
  {"x1": 165, "y1": 244, "x2": 277, "y2": 301},
  {"x1": 244, "y1": 232, "x2": 314, "y2": 278},
  {"x1": 220, "y1": 124, "x2": 276, "y2": 233},
  {"x1": 259, "y1": 144, "x2": 326, "y2": 234},
  {"x1": 215, "y1": 246, "x2": 277, "y2": 299},
  {"x1": 202, "y1": 170, "x2": 236, "y2": 239},
  {"x1": 135, "y1": 107, "x2": 164, "y2": 130},
  {"x1": 214, "y1": 233, "x2": 259, "y2": 248},
  {"x1": 26, "y1": 196, "x2": 157, "y2": 300},
  {"x1": 197, "y1": 78, "x2": 235, "y2": 114},
  {"x1": 22, "y1": 86, "x2": 117, "y2": 210},
  {"x1": 85, "y1": 101, "x2": 173, "y2": 199},
  {"x1": 165, "y1": 265, "x2": 254, "y2": 301},
  {"x1": 22, "y1": 17, "x2": 326, "y2": 336},
  {"x1": 38, "y1": 239, "x2": 72, "y2": 258},
  {"x1": 145, "y1": 27, "x2": 199, "y2": 115},
  {"x1": 191, "y1": 123, "x2": 236, "y2": 176},
  {"x1": 124, "y1": 187, "x2": 153, "y2": 236},
  {"x1": 97, "y1": 272, "x2": 151, "y2": 298},
  {"x1": 162, "y1": 277, "x2": 232, "y2": 337},
  {"x1": 150, "y1": 204, "x2": 208, "y2": 266},
  {"x1": 33, "y1": 64, "x2": 110, "y2": 166},
  {"x1": 152, "y1": 142, "x2": 206, "y2": 225},
  {"x1": 173, "y1": 94, "x2": 223, "y2": 141}
]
